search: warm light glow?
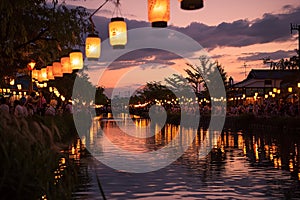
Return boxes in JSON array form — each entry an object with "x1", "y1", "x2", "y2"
[
  {"x1": 265, "y1": 94, "x2": 268, "y2": 99},
  {"x1": 17, "y1": 84, "x2": 22, "y2": 90},
  {"x1": 41, "y1": 68, "x2": 48, "y2": 81},
  {"x1": 32, "y1": 69, "x2": 38, "y2": 80},
  {"x1": 53, "y1": 61, "x2": 63, "y2": 77},
  {"x1": 49, "y1": 87, "x2": 53, "y2": 93},
  {"x1": 37, "y1": 70, "x2": 43, "y2": 82},
  {"x1": 70, "y1": 50, "x2": 83, "y2": 70},
  {"x1": 269, "y1": 91, "x2": 272, "y2": 96},
  {"x1": 298, "y1": 82, "x2": 300, "y2": 88},
  {"x1": 180, "y1": 0, "x2": 204, "y2": 10},
  {"x1": 43, "y1": 82, "x2": 47, "y2": 87},
  {"x1": 85, "y1": 35, "x2": 101, "y2": 59},
  {"x1": 148, "y1": 0, "x2": 170, "y2": 27},
  {"x1": 27, "y1": 60, "x2": 36, "y2": 71},
  {"x1": 10, "y1": 79, "x2": 15, "y2": 85},
  {"x1": 277, "y1": 89, "x2": 281, "y2": 94},
  {"x1": 61, "y1": 57, "x2": 72, "y2": 74},
  {"x1": 47, "y1": 65, "x2": 55, "y2": 80},
  {"x1": 288, "y1": 87, "x2": 293, "y2": 93},
  {"x1": 109, "y1": 17, "x2": 127, "y2": 49},
  {"x1": 273, "y1": 88, "x2": 277, "y2": 93}
]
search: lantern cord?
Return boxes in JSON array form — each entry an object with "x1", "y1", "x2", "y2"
[
  {"x1": 112, "y1": 0, "x2": 123, "y2": 18},
  {"x1": 89, "y1": 0, "x2": 110, "y2": 33}
]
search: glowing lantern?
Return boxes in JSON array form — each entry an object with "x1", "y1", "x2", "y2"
[
  {"x1": 180, "y1": 0, "x2": 203, "y2": 10},
  {"x1": 53, "y1": 61, "x2": 63, "y2": 77},
  {"x1": 27, "y1": 60, "x2": 36, "y2": 71},
  {"x1": 288, "y1": 87, "x2": 293, "y2": 93},
  {"x1": 148, "y1": 0, "x2": 170, "y2": 28},
  {"x1": 37, "y1": 70, "x2": 43, "y2": 82},
  {"x1": 17, "y1": 84, "x2": 22, "y2": 90},
  {"x1": 273, "y1": 88, "x2": 277, "y2": 93},
  {"x1": 109, "y1": 17, "x2": 127, "y2": 49},
  {"x1": 10, "y1": 79, "x2": 15, "y2": 85},
  {"x1": 47, "y1": 65, "x2": 55, "y2": 80},
  {"x1": 61, "y1": 56, "x2": 72, "y2": 74},
  {"x1": 85, "y1": 34, "x2": 101, "y2": 59},
  {"x1": 32, "y1": 69, "x2": 38, "y2": 80},
  {"x1": 41, "y1": 68, "x2": 48, "y2": 81},
  {"x1": 70, "y1": 50, "x2": 83, "y2": 70}
]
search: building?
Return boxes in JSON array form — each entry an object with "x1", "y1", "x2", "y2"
[{"x1": 228, "y1": 69, "x2": 300, "y2": 105}]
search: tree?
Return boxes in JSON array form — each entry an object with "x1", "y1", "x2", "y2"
[
  {"x1": 0, "y1": 0, "x2": 90, "y2": 80},
  {"x1": 183, "y1": 56, "x2": 228, "y2": 95},
  {"x1": 133, "y1": 81, "x2": 176, "y2": 104}
]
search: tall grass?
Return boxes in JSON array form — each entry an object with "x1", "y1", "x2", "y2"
[{"x1": 0, "y1": 112, "x2": 78, "y2": 200}]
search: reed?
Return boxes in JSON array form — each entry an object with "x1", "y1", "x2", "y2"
[{"x1": 0, "y1": 112, "x2": 78, "y2": 200}]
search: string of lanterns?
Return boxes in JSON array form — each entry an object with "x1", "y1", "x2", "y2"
[{"x1": 31, "y1": 0, "x2": 204, "y2": 84}]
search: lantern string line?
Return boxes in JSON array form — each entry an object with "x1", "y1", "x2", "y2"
[
  {"x1": 89, "y1": 0, "x2": 111, "y2": 34},
  {"x1": 112, "y1": 0, "x2": 123, "y2": 18}
]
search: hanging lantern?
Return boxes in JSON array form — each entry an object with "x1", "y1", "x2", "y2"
[
  {"x1": 27, "y1": 60, "x2": 36, "y2": 71},
  {"x1": 109, "y1": 17, "x2": 127, "y2": 49},
  {"x1": 180, "y1": 0, "x2": 203, "y2": 10},
  {"x1": 61, "y1": 56, "x2": 73, "y2": 74},
  {"x1": 37, "y1": 70, "x2": 43, "y2": 82},
  {"x1": 53, "y1": 61, "x2": 63, "y2": 77},
  {"x1": 47, "y1": 65, "x2": 55, "y2": 80},
  {"x1": 85, "y1": 34, "x2": 101, "y2": 59},
  {"x1": 32, "y1": 69, "x2": 38, "y2": 80},
  {"x1": 69, "y1": 50, "x2": 83, "y2": 70},
  {"x1": 41, "y1": 68, "x2": 48, "y2": 82},
  {"x1": 148, "y1": 0, "x2": 170, "y2": 28}
]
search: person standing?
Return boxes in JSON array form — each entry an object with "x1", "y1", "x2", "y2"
[
  {"x1": 0, "y1": 97, "x2": 9, "y2": 114},
  {"x1": 45, "y1": 99, "x2": 57, "y2": 116},
  {"x1": 14, "y1": 100, "x2": 24, "y2": 118},
  {"x1": 25, "y1": 92, "x2": 38, "y2": 116},
  {"x1": 37, "y1": 91, "x2": 47, "y2": 116}
]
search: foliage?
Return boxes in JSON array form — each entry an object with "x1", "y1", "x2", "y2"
[
  {"x1": 132, "y1": 81, "x2": 176, "y2": 104},
  {"x1": 184, "y1": 56, "x2": 228, "y2": 95},
  {"x1": 95, "y1": 86, "x2": 109, "y2": 105},
  {"x1": 0, "y1": 0, "x2": 90, "y2": 80},
  {"x1": 0, "y1": 113, "x2": 78, "y2": 200}
]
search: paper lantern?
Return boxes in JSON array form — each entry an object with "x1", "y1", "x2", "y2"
[
  {"x1": 148, "y1": 0, "x2": 170, "y2": 28},
  {"x1": 109, "y1": 17, "x2": 127, "y2": 49},
  {"x1": 32, "y1": 69, "x2": 38, "y2": 80},
  {"x1": 41, "y1": 68, "x2": 48, "y2": 82},
  {"x1": 53, "y1": 61, "x2": 63, "y2": 77},
  {"x1": 61, "y1": 56, "x2": 72, "y2": 74},
  {"x1": 180, "y1": 0, "x2": 203, "y2": 10},
  {"x1": 37, "y1": 70, "x2": 43, "y2": 82},
  {"x1": 70, "y1": 50, "x2": 83, "y2": 70},
  {"x1": 85, "y1": 34, "x2": 101, "y2": 59},
  {"x1": 27, "y1": 60, "x2": 36, "y2": 70},
  {"x1": 47, "y1": 65, "x2": 55, "y2": 80}
]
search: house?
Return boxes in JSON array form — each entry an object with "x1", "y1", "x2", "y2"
[{"x1": 228, "y1": 69, "x2": 300, "y2": 105}]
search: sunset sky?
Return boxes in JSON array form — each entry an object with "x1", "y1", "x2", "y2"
[{"x1": 67, "y1": 0, "x2": 300, "y2": 97}]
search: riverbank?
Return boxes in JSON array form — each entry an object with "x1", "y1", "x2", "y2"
[
  {"x1": 127, "y1": 111, "x2": 300, "y2": 132},
  {"x1": 0, "y1": 113, "x2": 78, "y2": 200}
]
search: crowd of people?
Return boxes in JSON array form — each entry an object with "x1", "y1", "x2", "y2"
[
  {"x1": 0, "y1": 91, "x2": 72, "y2": 118},
  {"x1": 228, "y1": 101, "x2": 299, "y2": 117}
]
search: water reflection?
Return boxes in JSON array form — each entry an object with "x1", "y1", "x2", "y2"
[{"x1": 72, "y1": 115, "x2": 300, "y2": 199}]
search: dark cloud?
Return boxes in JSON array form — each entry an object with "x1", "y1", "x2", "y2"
[
  {"x1": 89, "y1": 5, "x2": 300, "y2": 70},
  {"x1": 238, "y1": 50, "x2": 296, "y2": 61}
]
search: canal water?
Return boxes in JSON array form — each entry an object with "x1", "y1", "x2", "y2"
[{"x1": 71, "y1": 114, "x2": 300, "y2": 199}]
